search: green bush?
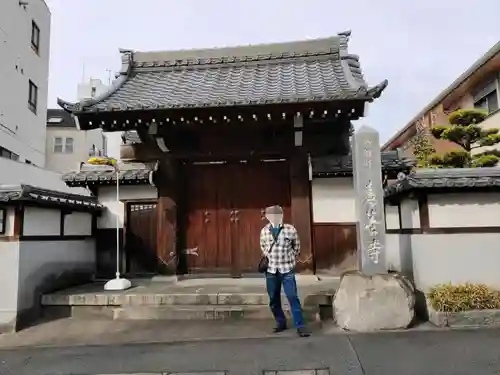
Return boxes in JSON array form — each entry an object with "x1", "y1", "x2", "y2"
[
  {"x1": 472, "y1": 154, "x2": 499, "y2": 167},
  {"x1": 448, "y1": 108, "x2": 488, "y2": 125},
  {"x1": 428, "y1": 108, "x2": 499, "y2": 168},
  {"x1": 428, "y1": 283, "x2": 500, "y2": 312}
]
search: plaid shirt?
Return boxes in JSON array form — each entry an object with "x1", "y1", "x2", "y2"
[{"x1": 260, "y1": 223, "x2": 300, "y2": 274}]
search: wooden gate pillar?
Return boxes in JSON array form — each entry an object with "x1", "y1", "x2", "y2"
[
  {"x1": 289, "y1": 153, "x2": 314, "y2": 273},
  {"x1": 155, "y1": 157, "x2": 180, "y2": 274}
]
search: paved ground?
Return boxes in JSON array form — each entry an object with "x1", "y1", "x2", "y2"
[
  {"x1": 1, "y1": 323, "x2": 500, "y2": 375},
  {"x1": 0, "y1": 319, "x2": 327, "y2": 348}
]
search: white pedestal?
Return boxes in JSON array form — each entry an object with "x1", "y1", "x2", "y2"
[{"x1": 104, "y1": 277, "x2": 132, "y2": 291}]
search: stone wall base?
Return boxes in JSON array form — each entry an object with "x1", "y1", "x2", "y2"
[{"x1": 426, "y1": 298, "x2": 500, "y2": 327}]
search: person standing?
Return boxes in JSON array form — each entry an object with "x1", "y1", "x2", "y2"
[{"x1": 260, "y1": 205, "x2": 310, "y2": 337}]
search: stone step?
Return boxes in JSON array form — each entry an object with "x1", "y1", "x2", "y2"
[
  {"x1": 42, "y1": 304, "x2": 325, "y2": 321},
  {"x1": 41, "y1": 292, "x2": 333, "y2": 307},
  {"x1": 113, "y1": 305, "x2": 320, "y2": 321}
]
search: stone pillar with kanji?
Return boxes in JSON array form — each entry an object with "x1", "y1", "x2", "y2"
[{"x1": 352, "y1": 125, "x2": 387, "y2": 275}]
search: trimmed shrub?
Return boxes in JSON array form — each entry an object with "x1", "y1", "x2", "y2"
[{"x1": 428, "y1": 283, "x2": 500, "y2": 312}]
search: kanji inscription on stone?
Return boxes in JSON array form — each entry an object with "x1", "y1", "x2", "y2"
[{"x1": 352, "y1": 125, "x2": 387, "y2": 275}]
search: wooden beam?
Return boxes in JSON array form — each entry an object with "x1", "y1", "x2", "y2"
[
  {"x1": 13, "y1": 205, "x2": 24, "y2": 237},
  {"x1": 155, "y1": 157, "x2": 180, "y2": 274},
  {"x1": 418, "y1": 193, "x2": 430, "y2": 233},
  {"x1": 77, "y1": 100, "x2": 367, "y2": 131},
  {"x1": 289, "y1": 153, "x2": 313, "y2": 273}
]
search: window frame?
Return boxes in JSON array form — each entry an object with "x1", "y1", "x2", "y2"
[
  {"x1": 47, "y1": 117, "x2": 63, "y2": 124},
  {"x1": 472, "y1": 77, "x2": 500, "y2": 115},
  {"x1": 28, "y1": 80, "x2": 38, "y2": 114},
  {"x1": 474, "y1": 90, "x2": 499, "y2": 114},
  {"x1": 0, "y1": 146, "x2": 19, "y2": 161},
  {"x1": 54, "y1": 137, "x2": 63, "y2": 153},
  {"x1": 64, "y1": 137, "x2": 74, "y2": 154},
  {"x1": 31, "y1": 20, "x2": 40, "y2": 54}
]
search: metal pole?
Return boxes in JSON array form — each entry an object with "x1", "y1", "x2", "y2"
[{"x1": 115, "y1": 167, "x2": 120, "y2": 279}]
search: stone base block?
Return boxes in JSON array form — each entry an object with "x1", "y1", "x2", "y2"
[
  {"x1": 426, "y1": 298, "x2": 500, "y2": 327},
  {"x1": 333, "y1": 271, "x2": 415, "y2": 332}
]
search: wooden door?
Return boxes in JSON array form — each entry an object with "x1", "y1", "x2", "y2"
[
  {"x1": 185, "y1": 164, "x2": 232, "y2": 273},
  {"x1": 313, "y1": 223, "x2": 357, "y2": 275},
  {"x1": 184, "y1": 160, "x2": 291, "y2": 276},
  {"x1": 125, "y1": 202, "x2": 158, "y2": 275},
  {"x1": 232, "y1": 161, "x2": 291, "y2": 275}
]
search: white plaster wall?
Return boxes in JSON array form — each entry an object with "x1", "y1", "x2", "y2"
[
  {"x1": 0, "y1": 241, "x2": 19, "y2": 331},
  {"x1": 17, "y1": 239, "x2": 96, "y2": 311},
  {"x1": 0, "y1": 157, "x2": 90, "y2": 196},
  {"x1": 0, "y1": 0, "x2": 51, "y2": 166},
  {"x1": 23, "y1": 207, "x2": 60, "y2": 236},
  {"x1": 411, "y1": 233, "x2": 500, "y2": 291},
  {"x1": 311, "y1": 177, "x2": 356, "y2": 223},
  {"x1": 385, "y1": 233, "x2": 413, "y2": 276},
  {"x1": 428, "y1": 193, "x2": 500, "y2": 228},
  {"x1": 312, "y1": 177, "x2": 399, "y2": 230},
  {"x1": 400, "y1": 198, "x2": 420, "y2": 229},
  {"x1": 104, "y1": 132, "x2": 122, "y2": 160},
  {"x1": 98, "y1": 185, "x2": 158, "y2": 228},
  {"x1": 385, "y1": 205, "x2": 400, "y2": 230},
  {"x1": 63, "y1": 212, "x2": 92, "y2": 236}
]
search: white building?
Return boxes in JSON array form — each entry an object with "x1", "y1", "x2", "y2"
[
  {"x1": 45, "y1": 108, "x2": 107, "y2": 173},
  {"x1": 77, "y1": 78, "x2": 122, "y2": 160},
  {"x1": 44, "y1": 78, "x2": 109, "y2": 173},
  {"x1": 77, "y1": 78, "x2": 109, "y2": 101},
  {"x1": 0, "y1": 0, "x2": 51, "y2": 167}
]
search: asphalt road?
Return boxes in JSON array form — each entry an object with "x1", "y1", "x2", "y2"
[{"x1": 1, "y1": 328, "x2": 500, "y2": 375}]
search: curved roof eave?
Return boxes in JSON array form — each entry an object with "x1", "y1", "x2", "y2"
[
  {"x1": 58, "y1": 49, "x2": 134, "y2": 114},
  {"x1": 367, "y1": 79, "x2": 389, "y2": 100}
]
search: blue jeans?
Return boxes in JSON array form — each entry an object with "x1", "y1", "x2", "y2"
[{"x1": 265, "y1": 270, "x2": 305, "y2": 329}]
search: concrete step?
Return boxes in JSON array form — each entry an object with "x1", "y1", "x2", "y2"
[
  {"x1": 113, "y1": 305, "x2": 320, "y2": 321},
  {"x1": 42, "y1": 292, "x2": 333, "y2": 307},
  {"x1": 42, "y1": 304, "x2": 329, "y2": 322}
]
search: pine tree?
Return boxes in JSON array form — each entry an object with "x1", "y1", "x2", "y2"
[
  {"x1": 409, "y1": 131, "x2": 436, "y2": 168},
  {"x1": 430, "y1": 109, "x2": 500, "y2": 168}
]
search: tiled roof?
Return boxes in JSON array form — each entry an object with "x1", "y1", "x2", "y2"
[
  {"x1": 384, "y1": 168, "x2": 500, "y2": 198},
  {"x1": 312, "y1": 151, "x2": 415, "y2": 177},
  {"x1": 46, "y1": 109, "x2": 76, "y2": 128},
  {"x1": 0, "y1": 184, "x2": 103, "y2": 211},
  {"x1": 58, "y1": 32, "x2": 387, "y2": 114},
  {"x1": 62, "y1": 162, "x2": 157, "y2": 187}
]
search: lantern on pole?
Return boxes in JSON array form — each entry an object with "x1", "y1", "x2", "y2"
[{"x1": 85, "y1": 156, "x2": 131, "y2": 291}]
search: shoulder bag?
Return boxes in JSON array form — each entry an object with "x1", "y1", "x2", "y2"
[{"x1": 258, "y1": 227, "x2": 282, "y2": 273}]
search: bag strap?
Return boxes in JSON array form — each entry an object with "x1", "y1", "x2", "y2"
[{"x1": 267, "y1": 226, "x2": 283, "y2": 256}]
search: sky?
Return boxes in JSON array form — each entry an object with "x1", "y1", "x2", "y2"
[{"x1": 44, "y1": 0, "x2": 500, "y2": 147}]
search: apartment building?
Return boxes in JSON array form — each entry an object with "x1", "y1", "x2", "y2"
[
  {"x1": 0, "y1": 0, "x2": 51, "y2": 167},
  {"x1": 382, "y1": 41, "x2": 500, "y2": 156},
  {"x1": 45, "y1": 108, "x2": 106, "y2": 173},
  {"x1": 45, "y1": 78, "x2": 108, "y2": 172}
]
